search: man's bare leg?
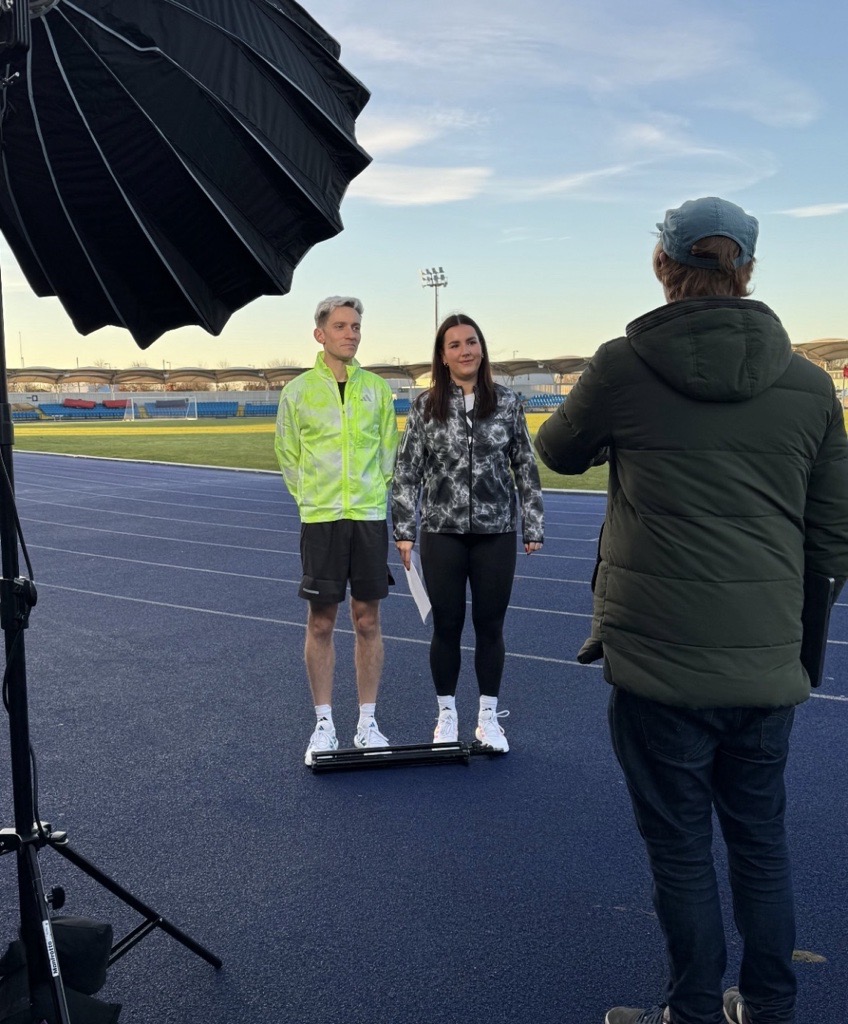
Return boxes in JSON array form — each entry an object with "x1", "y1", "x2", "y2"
[
  {"x1": 350, "y1": 598, "x2": 383, "y2": 704},
  {"x1": 305, "y1": 602, "x2": 339, "y2": 705}
]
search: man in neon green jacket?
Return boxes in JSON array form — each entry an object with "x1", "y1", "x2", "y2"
[{"x1": 275, "y1": 296, "x2": 398, "y2": 765}]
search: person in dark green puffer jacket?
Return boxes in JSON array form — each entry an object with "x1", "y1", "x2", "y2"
[{"x1": 535, "y1": 198, "x2": 848, "y2": 1024}]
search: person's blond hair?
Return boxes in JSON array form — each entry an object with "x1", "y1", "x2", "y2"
[
  {"x1": 653, "y1": 237, "x2": 755, "y2": 302},
  {"x1": 314, "y1": 295, "x2": 363, "y2": 328}
]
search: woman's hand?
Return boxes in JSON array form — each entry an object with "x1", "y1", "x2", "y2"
[
  {"x1": 524, "y1": 542, "x2": 543, "y2": 555},
  {"x1": 396, "y1": 540, "x2": 414, "y2": 571}
]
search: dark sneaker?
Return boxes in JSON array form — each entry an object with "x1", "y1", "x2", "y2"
[
  {"x1": 605, "y1": 1007, "x2": 669, "y2": 1024},
  {"x1": 723, "y1": 988, "x2": 752, "y2": 1024}
]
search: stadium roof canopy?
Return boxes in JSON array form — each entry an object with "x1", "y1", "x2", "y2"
[
  {"x1": 7, "y1": 358, "x2": 592, "y2": 387},
  {"x1": 9, "y1": 343, "x2": 844, "y2": 389},
  {"x1": 794, "y1": 339, "x2": 848, "y2": 362}
]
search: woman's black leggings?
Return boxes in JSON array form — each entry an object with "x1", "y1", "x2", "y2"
[{"x1": 419, "y1": 531, "x2": 517, "y2": 697}]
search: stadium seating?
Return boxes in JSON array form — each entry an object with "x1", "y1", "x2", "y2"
[
  {"x1": 144, "y1": 401, "x2": 191, "y2": 419},
  {"x1": 524, "y1": 394, "x2": 564, "y2": 410},
  {"x1": 35, "y1": 401, "x2": 127, "y2": 420},
  {"x1": 197, "y1": 402, "x2": 238, "y2": 418},
  {"x1": 244, "y1": 403, "x2": 277, "y2": 416}
]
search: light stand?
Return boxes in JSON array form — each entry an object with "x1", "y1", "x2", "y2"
[
  {"x1": 0, "y1": 13, "x2": 220, "y2": 1023},
  {"x1": 0, "y1": 189, "x2": 222, "y2": 1024},
  {"x1": 419, "y1": 267, "x2": 448, "y2": 333},
  {"x1": 0, "y1": 254, "x2": 74, "y2": 1024}
]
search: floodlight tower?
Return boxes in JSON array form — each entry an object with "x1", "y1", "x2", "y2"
[{"x1": 419, "y1": 266, "x2": 448, "y2": 332}]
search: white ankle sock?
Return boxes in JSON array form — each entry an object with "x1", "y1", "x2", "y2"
[
  {"x1": 479, "y1": 695, "x2": 498, "y2": 718},
  {"x1": 358, "y1": 702, "x2": 376, "y2": 726},
  {"x1": 437, "y1": 695, "x2": 456, "y2": 713},
  {"x1": 315, "y1": 704, "x2": 333, "y2": 726}
]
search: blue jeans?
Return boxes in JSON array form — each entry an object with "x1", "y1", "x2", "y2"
[{"x1": 608, "y1": 686, "x2": 797, "y2": 1024}]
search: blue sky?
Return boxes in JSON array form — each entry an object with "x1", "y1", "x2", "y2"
[{"x1": 2, "y1": 0, "x2": 846, "y2": 370}]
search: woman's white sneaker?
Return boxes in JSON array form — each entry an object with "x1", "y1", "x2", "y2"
[
  {"x1": 475, "y1": 709, "x2": 509, "y2": 752},
  {"x1": 433, "y1": 708, "x2": 459, "y2": 743}
]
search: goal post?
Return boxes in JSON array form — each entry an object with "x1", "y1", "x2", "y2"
[{"x1": 122, "y1": 395, "x2": 198, "y2": 421}]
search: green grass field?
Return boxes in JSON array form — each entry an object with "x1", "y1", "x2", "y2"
[{"x1": 12, "y1": 414, "x2": 608, "y2": 491}]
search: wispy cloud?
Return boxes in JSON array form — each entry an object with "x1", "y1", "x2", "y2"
[
  {"x1": 327, "y1": 0, "x2": 818, "y2": 209},
  {"x1": 348, "y1": 164, "x2": 492, "y2": 205},
  {"x1": 499, "y1": 164, "x2": 634, "y2": 200},
  {"x1": 357, "y1": 108, "x2": 488, "y2": 157},
  {"x1": 335, "y1": 1, "x2": 820, "y2": 127},
  {"x1": 779, "y1": 203, "x2": 848, "y2": 218},
  {"x1": 495, "y1": 142, "x2": 777, "y2": 204}
]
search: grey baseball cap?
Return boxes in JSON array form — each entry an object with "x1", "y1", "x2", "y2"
[{"x1": 657, "y1": 197, "x2": 759, "y2": 269}]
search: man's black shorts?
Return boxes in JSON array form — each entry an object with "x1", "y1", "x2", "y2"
[{"x1": 299, "y1": 519, "x2": 391, "y2": 603}]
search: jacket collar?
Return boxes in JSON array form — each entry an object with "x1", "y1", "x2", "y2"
[{"x1": 314, "y1": 351, "x2": 361, "y2": 380}]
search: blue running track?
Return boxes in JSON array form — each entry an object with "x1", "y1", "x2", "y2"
[{"x1": 1, "y1": 453, "x2": 845, "y2": 1023}]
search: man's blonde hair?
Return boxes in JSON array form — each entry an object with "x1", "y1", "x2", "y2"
[{"x1": 314, "y1": 296, "x2": 363, "y2": 328}]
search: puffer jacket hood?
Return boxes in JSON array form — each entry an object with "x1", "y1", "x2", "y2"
[{"x1": 627, "y1": 298, "x2": 793, "y2": 403}]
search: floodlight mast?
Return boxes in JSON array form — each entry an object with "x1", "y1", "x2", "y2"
[{"x1": 419, "y1": 266, "x2": 448, "y2": 333}]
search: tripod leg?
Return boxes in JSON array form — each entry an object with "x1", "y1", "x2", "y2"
[
  {"x1": 18, "y1": 842, "x2": 73, "y2": 1024},
  {"x1": 48, "y1": 840, "x2": 222, "y2": 968}
]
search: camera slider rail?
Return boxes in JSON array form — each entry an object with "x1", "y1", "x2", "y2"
[{"x1": 310, "y1": 739, "x2": 506, "y2": 773}]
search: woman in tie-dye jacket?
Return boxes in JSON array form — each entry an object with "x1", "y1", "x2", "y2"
[{"x1": 392, "y1": 313, "x2": 544, "y2": 752}]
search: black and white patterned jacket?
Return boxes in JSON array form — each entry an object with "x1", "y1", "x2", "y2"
[{"x1": 392, "y1": 382, "x2": 544, "y2": 542}]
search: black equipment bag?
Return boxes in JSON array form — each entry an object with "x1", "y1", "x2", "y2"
[{"x1": 0, "y1": 916, "x2": 121, "y2": 1022}]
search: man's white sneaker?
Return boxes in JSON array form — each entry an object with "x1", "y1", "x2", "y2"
[
  {"x1": 475, "y1": 708, "x2": 509, "y2": 752},
  {"x1": 433, "y1": 708, "x2": 459, "y2": 743},
  {"x1": 354, "y1": 718, "x2": 390, "y2": 749},
  {"x1": 304, "y1": 720, "x2": 338, "y2": 766}
]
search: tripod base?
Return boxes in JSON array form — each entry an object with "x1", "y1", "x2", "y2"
[
  {"x1": 310, "y1": 740, "x2": 506, "y2": 773},
  {"x1": 42, "y1": 827, "x2": 222, "y2": 969}
]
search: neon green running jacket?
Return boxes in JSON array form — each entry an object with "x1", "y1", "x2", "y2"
[{"x1": 275, "y1": 353, "x2": 398, "y2": 523}]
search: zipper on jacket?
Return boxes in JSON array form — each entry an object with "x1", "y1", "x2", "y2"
[
  {"x1": 332, "y1": 372, "x2": 351, "y2": 515},
  {"x1": 467, "y1": 386, "x2": 476, "y2": 533}
]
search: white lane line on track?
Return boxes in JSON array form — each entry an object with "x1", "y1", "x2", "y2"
[
  {"x1": 18, "y1": 476, "x2": 292, "y2": 507},
  {"x1": 35, "y1": 583, "x2": 602, "y2": 669},
  {"x1": 20, "y1": 482, "x2": 300, "y2": 520},
  {"x1": 507, "y1": 604, "x2": 591, "y2": 617},
  {"x1": 514, "y1": 574, "x2": 591, "y2": 583},
  {"x1": 19, "y1": 499, "x2": 300, "y2": 536},
  {"x1": 22, "y1": 515, "x2": 598, "y2": 557},
  {"x1": 33, "y1": 579, "x2": 848, "y2": 691},
  {"x1": 24, "y1": 538, "x2": 595, "y2": 587},
  {"x1": 29, "y1": 549, "x2": 592, "y2": 616},
  {"x1": 21, "y1": 501, "x2": 597, "y2": 545},
  {"x1": 22, "y1": 518, "x2": 300, "y2": 554},
  {"x1": 29, "y1": 545, "x2": 300, "y2": 584}
]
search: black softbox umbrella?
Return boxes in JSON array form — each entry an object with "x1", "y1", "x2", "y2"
[
  {"x1": 0, "y1": 3, "x2": 370, "y2": 1021},
  {"x1": 0, "y1": 0, "x2": 371, "y2": 347}
]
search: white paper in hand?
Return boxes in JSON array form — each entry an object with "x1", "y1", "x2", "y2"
[{"x1": 404, "y1": 553, "x2": 431, "y2": 624}]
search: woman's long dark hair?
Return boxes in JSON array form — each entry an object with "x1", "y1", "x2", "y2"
[{"x1": 424, "y1": 313, "x2": 497, "y2": 423}]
